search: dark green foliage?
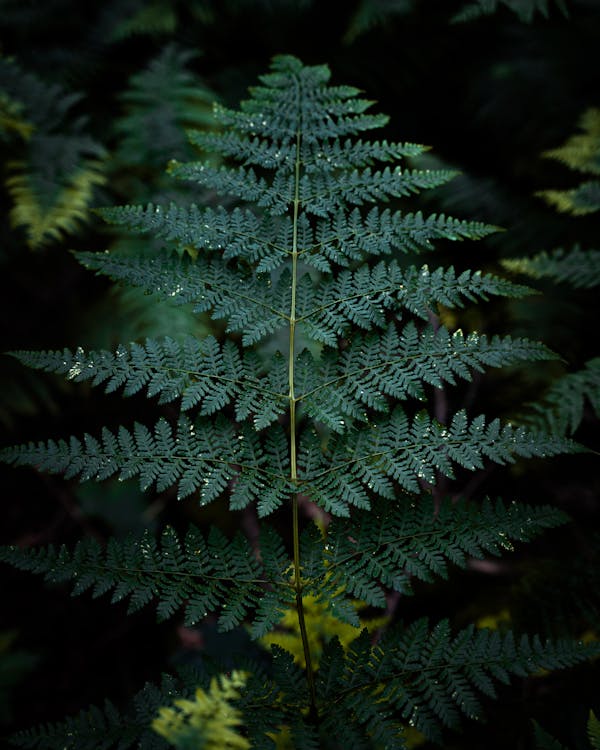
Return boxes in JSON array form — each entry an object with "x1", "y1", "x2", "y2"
[
  {"x1": 0, "y1": 496, "x2": 567, "y2": 634},
  {"x1": 10, "y1": 325, "x2": 557, "y2": 432},
  {"x1": 343, "y1": 0, "x2": 416, "y2": 43},
  {"x1": 9, "y1": 670, "x2": 203, "y2": 750},
  {"x1": 451, "y1": 0, "x2": 569, "y2": 23},
  {"x1": 533, "y1": 711, "x2": 600, "y2": 750},
  {"x1": 502, "y1": 246, "x2": 600, "y2": 289},
  {"x1": 1, "y1": 55, "x2": 595, "y2": 749},
  {"x1": 520, "y1": 357, "x2": 600, "y2": 436},
  {"x1": 0, "y1": 526, "x2": 292, "y2": 635},
  {"x1": 536, "y1": 107, "x2": 600, "y2": 216},
  {"x1": 503, "y1": 123, "x2": 600, "y2": 437},
  {"x1": 321, "y1": 623, "x2": 599, "y2": 744},
  {"x1": 113, "y1": 45, "x2": 216, "y2": 173},
  {"x1": 319, "y1": 497, "x2": 568, "y2": 604},
  {"x1": 0, "y1": 57, "x2": 106, "y2": 248}
]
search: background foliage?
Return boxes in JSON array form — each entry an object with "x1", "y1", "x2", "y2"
[{"x1": 1, "y1": 1, "x2": 599, "y2": 748}]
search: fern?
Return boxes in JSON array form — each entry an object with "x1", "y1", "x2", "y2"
[
  {"x1": 537, "y1": 107, "x2": 600, "y2": 216},
  {"x1": 1, "y1": 55, "x2": 594, "y2": 749},
  {"x1": 343, "y1": 0, "x2": 415, "y2": 43},
  {"x1": 502, "y1": 115, "x2": 600, "y2": 436},
  {"x1": 0, "y1": 525, "x2": 292, "y2": 636},
  {"x1": 113, "y1": 45, "x2": 216, "y2": 172},
  {"x1": 518, "y1": 357, "x2": 600, "y2": 436},
  {"x1": 533, "y1": 711, "x2": 600, "y2": 750},
  {"x1": 502, "y1": 246, "x2": 600, "y2": 289},
  {"x1": 0, "y1": 56, "x2": 106, "y2": 248},
  {"x1": 152, "y1": 671, "x2": 250, "y2": 749},
  {"x1": 109, "y1": 0, "x2": 178, "y2": 40},
  {"x1": 451, "y1": 0, "x2": 569, "y2": 23},
  {"x1": 542, "y1": 108, "x2": 600, "y2": 176},
  {"x1": 9, "y1": 669, "x2": 204, "y2": 750},
  {"x1": 316, "y1": 623, "x2": 598, "y2": 745}
]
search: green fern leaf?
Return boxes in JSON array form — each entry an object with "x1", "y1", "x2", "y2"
[
  {"x1": 0, "y1": 57, "x2": 106, "y2": 248},
  {"x1": 0, "y1": 416, "x2": 294, "y2": 512},
  {"x1": 114, "y1": 45, "x2": 216, "y2": 169},
  {"x1": 3, "y1": 54, "x2": 593, "y2": 747},
  {"x1": 110, "y1": 0, "x2": 177, "y2": 40},
  {"x1": 318, "y1": 496, "x2": 568, "y2": 601},
  {"x1": 296, "y1": 324, "x2": 557, "y2": 430},
  {"x1": 451, "y1": 0, "x2": 569, "y2": 23},
  {"x1": 536, "y1": 108, "x2": 600, "y2": 215},
  {"x1": 0, "y1": 525, "x2": 294, "y2": 632},
  {"x1": 297, "y1": 261, "x2": 532, "y2": 345},
  {"x1": 589, "y1": 711, "x2": 600, "y2": 750},
  {"x1": 298, "y1": 409, "x2": 580, "y2": 514},
  {"x1": 9, "y1": 670, "x2": 203, "y2": 749},
  {"x1": 0, "y1": 91, "x2": 33, "y2": 140},
  {"x1": 318, "y1": 621, "x2": 599, "y2": 743},
  {"x1": 152, "y1": 671, "x2": 250, "y2": 749},
  {"x1": 97, "y1": 203, "x2": 293, "y2": 271},
  {"x1": 10, "y1": 336, "x2": 288, "y2": 427},
  {"x1": 542, "y1": 107, "x2": 600, "y2": 176},
  {"x1": 502, "y1": 246, "x2": 600, "y2": 289},
  {"x1": 537, "y1": 181, "x2": 600, "y2": 215},
  {"x1": 521, "y1": 357, "x2": 600, "y2": 435},
  {"x1": 76, "y1": 251, "x2": 291, "y2": 347},
  {"x1": 532, "y1": 721, "x2": 568, "y2": 750}
]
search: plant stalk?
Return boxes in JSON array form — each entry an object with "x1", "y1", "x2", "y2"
[{"x1": 289, "y1": 128, "x2": 318, "y2": 721}]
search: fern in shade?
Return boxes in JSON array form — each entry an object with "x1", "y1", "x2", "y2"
[
  {"x1": 451, "y1": 0, "x2": 569, "y2": 24},
  {"x1": 502, "y1": 110, "x2": 600, "y2": 437},
  {"x1": 536, "y1": 107, "x2": 600, "y2": 216},
  {"x1": 1, "y1": 55, "x2": 593, "y2": 749},
  {"x1": 0, "y1": 56, "x2": 106, "y2": 249},
  {"x1": 113, "y1": 45, "x2": 217, "y2": 172}
]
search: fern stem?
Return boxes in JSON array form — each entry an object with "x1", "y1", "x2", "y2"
[{"x1": 289, "y1": 126, "x2": 318, "y2": 721}]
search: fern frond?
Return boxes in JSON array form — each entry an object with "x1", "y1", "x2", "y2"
[
  {"x1": 297, "y1": 324, "x2": 557, "y2": 430},
  {"x1": 535, "y1": 107, "x2": 600, "y2": 215},
  {"x1": 303, "y1": 208, "x2": 498, "y2": 268},
  {"x1": 318, "y1": 496, "x2": 568, "y2": 602},
  {"x1": 110, "y1": 0, "x2": 177, "y2": 40},
  {"x1": 589, "y1": 711, "x2": 600, "y2": 750},
  {"x1": 97, "y1": 203, "x2": 293, "y2": 272},
  {"x1": 0, "y1": 525, "x2": 293, "y2": 633},
  {"x1": 3, "y1": 54, "x2": 591, "y2": 746},
  {"x1": 189, "y1": 128, "x2": 426, "y2": 170},
  {"x1": 114, "y1": 45, "x2": 216, "y2": 168},
  {"x1": 76, "y1": 251, "x2": 290, "y2": 346},
  {"x1": 0, "y1": 57, "x2": 106, "y2": 248},
  {"x1": 10, "y1": 700, "x2": 134, "y2": 750},
  {"x1": 532, "y1": 721, "x2": 567, "y2": 750},
  {"x1": 542, "y1": 107, "x2": 600, "y2": 176},
  {"x1": 0, "y1": 92, "x2": 33, "y2": 140},
  {"x1": 318, "y1": 622, "x2": 599, "y2": 744},
  {"x1": 298, "y1": 409, "x2": 580, "y2": 514},
  {"x1": 502, "y1": 246, "x2": 600, "y2": 289},
  {"x1": 537, "y1": 181, "x2": 600, "y2": 215},
  {"x1": 9, "y1": 670, "x2": 203, "y2": 749},
  {"x1": 0, "y1": 57, "x2": 80, "y2": 130},
  {"x1": 0, "y1": 416, "x2": 293, "y2": 513},
  {"x1": 10, "y1": 336, "x2": 288, "y2": 428},
  {"x1": 451, "y1": 0, "x2": 569, "y2": 23},
  {"x1": 297, "y1": 261, "x2": 532, "y2": 345},
  {"x1": 7, "y1": 156, "x2": 105, "y2": 248},
  {"x1": 152, "y1": 671, "x2": 250, "y2": 749},
  {"x1": 520, "y1": 357, "x2": 600, "y2": 435}
]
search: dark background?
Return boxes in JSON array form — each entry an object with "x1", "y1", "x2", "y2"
[{"x1": 1, "y1": 1, "x2": 599, "y2": 747}]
